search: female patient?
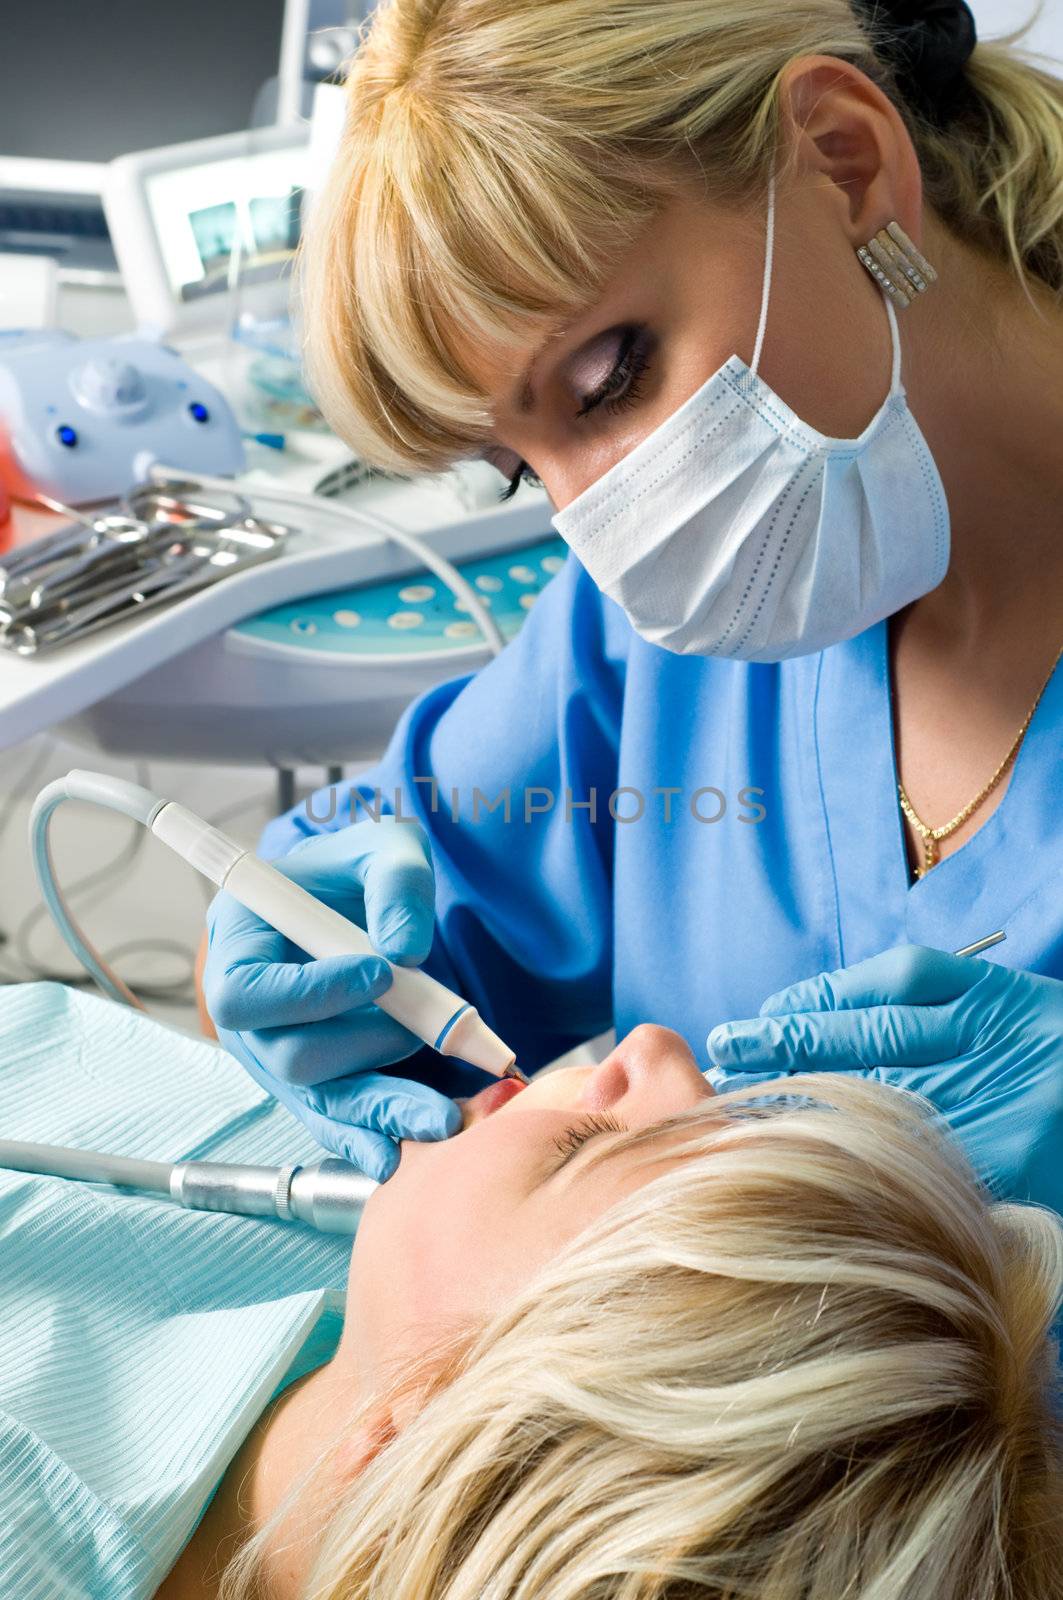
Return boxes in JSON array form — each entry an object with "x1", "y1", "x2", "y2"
[{"x1": 158, "y1": 1024, "x2": 1063, "y2": 1600}]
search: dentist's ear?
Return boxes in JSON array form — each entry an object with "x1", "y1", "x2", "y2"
[{"x1": 775, "y1": 53, "x2": 926, "y2": 249}]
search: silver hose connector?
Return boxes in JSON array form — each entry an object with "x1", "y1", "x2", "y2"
[
  {"x1": 170, "y1": 1158, "x2": 377, "y2": 1232},
  {"x1": 288, "y1": 1160, "x2": 379, "y2": 1232}
]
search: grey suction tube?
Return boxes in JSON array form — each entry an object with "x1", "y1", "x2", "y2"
[
  {"x1": 29, "y1": 772, "x2": 168, "y2": 1010},
  {"x1": 0, "y1": 1138, "x2": 172, "y2": 1192},
  {"x1": 0, "y1": 1138, "x2": 376, "y2": 1234}
]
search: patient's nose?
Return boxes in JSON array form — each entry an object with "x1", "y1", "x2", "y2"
[{"x1": 577, "y1": 1024, "x2": 714, "y2": 1122}]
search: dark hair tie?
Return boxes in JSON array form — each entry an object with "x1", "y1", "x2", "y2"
[{"x1": 853, "y1": 0, "x2": 978, "y2": 127}]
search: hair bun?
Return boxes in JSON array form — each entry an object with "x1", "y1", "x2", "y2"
[{"x1": 853, "y1": 0, "x2": 978, "y2": 126}]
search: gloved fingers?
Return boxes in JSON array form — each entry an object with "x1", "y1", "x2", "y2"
[
  {"x1": 206, "y1": 888, "x2": 292, "y2": 956},
  {"x1": 360, "y1": 823, "x2": 436, "y2": 966},
  {"x1": 206, "y1": 952, "x2": 393, "y2": 1034},
  {"x1": 756, "y1": 944, "x2": 986, "y2": 1019},
  {"x1": 305, "y1": 1070, "x2": 463, "y2": 1145},
  {"x1": 271, "y1": 838, "x2": 370, "y2": 920},
  {"x1": 246, "y1": 1005, "x2": 423, "y2": 1087},
  {"x1": 281, "y1": 819, "x2": 436, "y2": 965},
  {"x1": 294, "y1": 1104, "x2": 402, "y2": 1183},
  {"x1": 205, "y1": 891, "x2": 344, "y2": 1000},
  {"x1": 702, "y1": 1068, "x2": 803, "y2": 1095},
  {"x1": 214, "y1": 1032, "x2": 404, "y2": 1181},
  {"x1": 203, "y1": 893, "x2": 306, "y2": 1020},
  {"x1": 706, "y1": 1001, "x2": 963, "y2": 1075}
]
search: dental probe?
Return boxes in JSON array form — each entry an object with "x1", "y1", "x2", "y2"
[
  {"x1": 0, "y1": 1139, "x2": 375, "y2": 1233},
  {"x1": 30, "y1": 770, "x2": 527, "y2": 1084}
]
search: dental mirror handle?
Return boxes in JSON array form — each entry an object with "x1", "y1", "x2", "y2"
[{"x1": 953, "y1": 931, "x2": 1005, "y2": 958}]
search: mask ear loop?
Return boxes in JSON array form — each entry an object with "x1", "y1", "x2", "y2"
[
  {"x1": 751, "y1": 163, "x2": 905, "y2": 401},
  {"x1": 883, "y1": 294, "x2": 903, "y2": 396},
  {"x1": 749, "y1": 165, "x2": 776, "y2": 379}
]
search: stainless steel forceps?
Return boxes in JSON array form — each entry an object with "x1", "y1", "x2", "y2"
[{"x1": 0, "y1": 481, "x2": 291, "y2": 654}]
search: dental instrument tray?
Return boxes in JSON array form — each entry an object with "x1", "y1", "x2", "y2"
[
  {"x1": 0, "y1": 469, "x2": 554, "y2": 754},
  {"x1": 0, "y1": 482, "x2": 291, "y2": 656}
]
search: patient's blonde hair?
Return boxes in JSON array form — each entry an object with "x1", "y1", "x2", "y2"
[
  {"x1": 223, "y1": 1074, "x2": 1063, "y2": 1599},
  {"x1": 300, "y1": 0, "x2": 1063, "y2": 473}
]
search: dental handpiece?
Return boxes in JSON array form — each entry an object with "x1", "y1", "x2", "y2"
[
  {"x1": 0, "y1": 1139, "x2": 375, "y2": 1232},
  {"x1": 30, "y1": 770, "x2": 526, "y2": 1082},
  {"x1": 150, "y1": 801, "x2": 525, "y2": 1079}
]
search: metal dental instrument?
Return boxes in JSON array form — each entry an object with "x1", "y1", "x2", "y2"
[
  {"x1": 6, "y1": 492, "x2": 281, "y2": 616},
  {"x1": 953, "y1": 931, "x2": 1006, "y2": 958},
  {"x1": 123, "y1": 480, "x2": 260, "y2": 534},
  {"x1": 0, "y1": 482, "x2": 290, "y2": 653},
  {"x1": 1, "y1": 496, "x2": 153, "y2": 599},
  {"x1": 0, "y1": 1139, "x2": 376, "y2": 1233},
  {"x1": 1, "y1": 541, "x2": 272, "y2": 655}
]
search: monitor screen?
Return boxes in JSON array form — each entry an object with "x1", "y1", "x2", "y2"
[
  {"x1": 145, "y1": 142, "x2": 307, "y2": 303},
  {"x1": 0, "y1": 0, "x2": 289, "y2": 163}
]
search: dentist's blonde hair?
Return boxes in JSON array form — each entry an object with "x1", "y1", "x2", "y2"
[
  {"x1": 300, "y1": 0, "x2": 1063, "y2": 473},
  {"x1": 222, "y1": 1074, "x2": 1063, "y2": 1599}
]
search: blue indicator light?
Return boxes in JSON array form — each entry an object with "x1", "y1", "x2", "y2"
[
  {"x1": 188, "y1": 401, "x2": 210, "y2": 423},
  {"x1": 56, "y1": 424, "x2": 78, "y2": 448}
]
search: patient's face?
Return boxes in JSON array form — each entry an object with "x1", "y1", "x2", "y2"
[{"x1": 347, "y1": 1026, "x2": 715, "y2": 1395}]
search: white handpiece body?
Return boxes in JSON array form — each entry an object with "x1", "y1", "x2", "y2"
[{"x1": 151, "y1": 802, "x2": 516, "y2": 1075}]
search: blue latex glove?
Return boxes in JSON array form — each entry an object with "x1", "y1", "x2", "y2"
[
  {"x1": 203, "y1": 819, "x2": 468, "y2": 1181},
  {"x1": 706, "y1": 945, "x2": 1063, "y2": 1213}
]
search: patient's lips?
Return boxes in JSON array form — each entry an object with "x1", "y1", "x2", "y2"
[{"x1": 460, "y1": 1077, "x2": 526, "y2": 1127}]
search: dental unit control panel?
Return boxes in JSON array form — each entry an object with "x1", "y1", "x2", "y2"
[{"x1": 0, "y1": 331, "x2": 244, "y2": 506}]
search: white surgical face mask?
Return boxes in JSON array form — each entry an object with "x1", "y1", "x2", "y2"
[{"x1": 550, "y1": 175, "x2": 950, "y2": 661}]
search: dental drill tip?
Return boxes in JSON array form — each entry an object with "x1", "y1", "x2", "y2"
[{"x1": 503, "y1": 1063, "x2": 530, "y2": 1085}]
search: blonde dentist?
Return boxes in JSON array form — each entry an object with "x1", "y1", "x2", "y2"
[{"x1": 199, "y1": 0, "x2": 1063, "y2": 1199}]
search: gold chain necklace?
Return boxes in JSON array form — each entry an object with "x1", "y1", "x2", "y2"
[{"x1": 897, "y1": 644, "x2": 1063, "y2": 878}]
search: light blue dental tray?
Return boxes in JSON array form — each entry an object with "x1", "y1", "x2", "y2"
[{"x1": 232, "y1": 534, "x2": 568, "y2": 657}]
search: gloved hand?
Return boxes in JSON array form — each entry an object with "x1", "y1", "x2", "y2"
[
  {"x1": 706, "y1": 945, "x2": 1063, "y2": 1213},
  {"x1": 203, "y1": 819, "x2": 470, "y2": 1181}
]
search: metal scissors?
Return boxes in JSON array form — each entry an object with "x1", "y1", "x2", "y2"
[{"x1": 0, "y1": 481, "x2": 291, "y2": 653}]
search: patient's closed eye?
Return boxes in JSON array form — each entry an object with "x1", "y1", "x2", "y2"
[{"x1": 551, "y1": 1113, "x2": 625, "y2": 1169}]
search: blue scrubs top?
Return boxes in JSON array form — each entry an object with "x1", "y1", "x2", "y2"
[{"x1": 262, "y1": 555, "x2": 1063, "y2": 1075}]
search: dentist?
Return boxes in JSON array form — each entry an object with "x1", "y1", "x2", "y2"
[{"x1": 202, "y1": 0, "x2": 1063, "y2": 1192}]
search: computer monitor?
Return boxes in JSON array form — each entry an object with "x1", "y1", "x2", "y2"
[{"x1": 104, "y1": 126, "x2": 310, "y2": 335}]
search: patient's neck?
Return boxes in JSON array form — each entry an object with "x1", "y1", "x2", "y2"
[{"x1": 155, "y1": 1345, "x2": 362, "y2": 1600}]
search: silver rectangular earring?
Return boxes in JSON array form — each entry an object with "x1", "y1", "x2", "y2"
[{"x1": 857, "y1": 220, "x2": 938, "y2": 309}]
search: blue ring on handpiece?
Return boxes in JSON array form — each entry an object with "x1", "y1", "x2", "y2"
[{"x1": 433, "y1": 1003, "x2": 471, "y2": 1051}]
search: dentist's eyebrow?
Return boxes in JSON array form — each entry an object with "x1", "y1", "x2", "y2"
[
  {"x1": 507, "y1": 322, "x2": 572, "y2": 414},
  {"x1": 506, "y1": 314, "x2": 616, "y2": 414},
  {"x1": 512, "y1": 372, "x2": 536, "y2": 415}
]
